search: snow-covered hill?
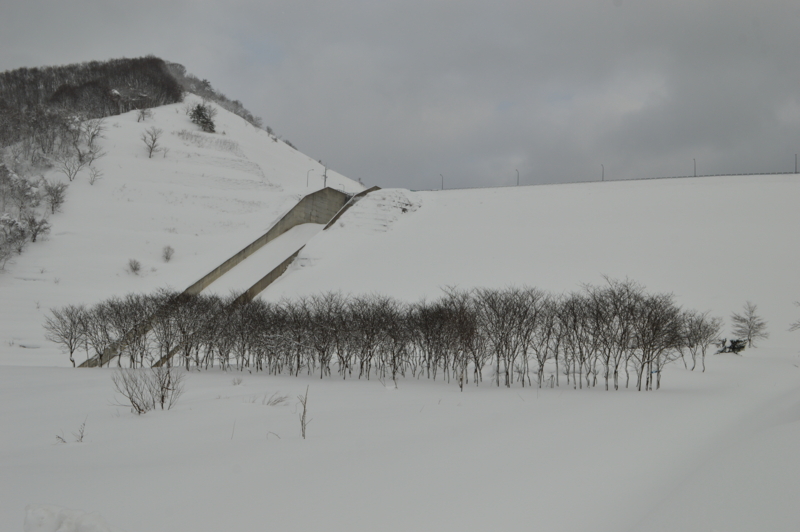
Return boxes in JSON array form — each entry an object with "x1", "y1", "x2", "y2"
[
  {"x1": 1, "y1": 99, "x2": 799, "y2": 532},
  {"x1": 264, "y1": 175, "x2": 800, "y2": 348},
  {"x1": 0, "y1": 95, "x2": 362, "y2": 365}
]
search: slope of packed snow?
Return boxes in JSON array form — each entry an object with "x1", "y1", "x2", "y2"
[{"x1": 0, "y1": 95, "x2": 362, "y2": 365}]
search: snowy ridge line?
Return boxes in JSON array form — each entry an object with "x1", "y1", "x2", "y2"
[{"x1": 413, "y1": 171, "x2": 800, "y2": 192}]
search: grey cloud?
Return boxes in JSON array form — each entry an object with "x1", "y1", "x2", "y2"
[{"x1": 2, "y1": 0, "x2": 799, "y2": 188}]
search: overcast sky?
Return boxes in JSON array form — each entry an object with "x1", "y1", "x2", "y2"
[{"x1": 2, "y1": 0, "x2": 799, "y2": 189}]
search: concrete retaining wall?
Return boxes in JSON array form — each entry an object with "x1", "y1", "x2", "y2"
[
  {"x1": 183, "y1": 187, "x2": 349, "y2": 296},
  {"x1": 324, "y1": 186, "x2": 381, "y2": 229}
]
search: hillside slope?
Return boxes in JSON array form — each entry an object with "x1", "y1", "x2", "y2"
[
  {"x1": 264, "y1": 175, "x2": 800, "y2": 347},
  {"x1": 0, "y1": 94, "x2": 363, "y2": 365}
]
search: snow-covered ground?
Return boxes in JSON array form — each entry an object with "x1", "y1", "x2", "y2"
[
  {"x1": 5, "y1": 352, "x2": 800, "y2": 532},
  {"x1": 1, "y1": 100, "x2": 799, "y2": 531}
]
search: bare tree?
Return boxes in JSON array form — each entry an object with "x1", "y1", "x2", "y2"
[
  {"x1": 84, "y1": 118, "x2": 105, "y2": 150},
  {"x1": 683, "y1": 311, "x2": 723, "y2": 372},
  {"x1": 731, "y1": 301, "x2": 769, "y2": 348},
  {"x1": 55, "y1": 149, "x2": 88, "y2": 182},
  {"x1": 297, "y1": 385, "x2": 311, "y2": 439},
  {"x1": 83, "y1": 303, "x2": 117, "y2": 367},
  {"x1": 43, "y1": 179, "x2": 68, "y2": 213},
  {"x1": 141, "y1": 127, "x2": 163, "y2": 158},
  {"x1": 87, "y1": 166, "x2": 103, "y2": 185},
  {"x1": 23, "y1": 213, "x2": 50, "y2": 242},
  {"x1": 43, "y1": 304, "x2": 87, "y2": 367}
]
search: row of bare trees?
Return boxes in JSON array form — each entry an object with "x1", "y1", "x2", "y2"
[{"x1": 44, "y1": 281, "x2": 723, "y2": 391}]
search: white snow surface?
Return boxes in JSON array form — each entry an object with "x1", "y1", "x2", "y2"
[
  {"x1": 23, "y1": 505, "x2": 120, "y2": 532},
  {"x1": 202, "y1": 223, "x2": 324, "y2": 297},
  {"x1": 1, "y1": 101, "x2": 799, "y2": 531}
]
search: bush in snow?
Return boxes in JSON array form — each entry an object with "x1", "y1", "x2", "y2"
[
  {"x1": 127, "y1": 258, "x2": 141, "y2": 275},
  {"x1": 0, "y1": 213, "x2": 29, "y2": 268},
  {"x1": 189, "y1": 103, "x2": 216, "y2": 133},
  {"x1": 112, "y1": 366, "x2": 185, "y2": 414}
]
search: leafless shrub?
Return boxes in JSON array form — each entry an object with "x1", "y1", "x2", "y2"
[
  {"x1": 112, "y1": 369, "x2": 153, "y2": 414},
  {"x1": 127, "y1": 258, "x2": 141, "y2": 275},
  {"x1": 112, "y1": 367, "x2": 185, "y2": 415},
  {"x1": 149, "y1": 366, "x2": 186, "y2": 410},
  {"x1": 297, "y1": 385, "x2": 311, "y2": 439},
  {"x1": 88, "y1": 166, "x2": 103, "y2": 185},
  {"x1": 264, "y1": 392, "x2": 289, "y2": 406},
  {"x1": 162, "y1": 245, "x2": 174, "y2": 262},
  {"x1": 23, "y1": 213, "x2": 50, "y2": 242},
  {"x1": 141, "y1": 127, "x2": 163, "y2": 158},
  {"x1": 72, "y1": 417, "x2": 87, "y2": 442}
]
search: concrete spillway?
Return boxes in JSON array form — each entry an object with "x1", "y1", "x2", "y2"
[{"x1": 202, "y1": 223, "x2": 324, "y2": 297}]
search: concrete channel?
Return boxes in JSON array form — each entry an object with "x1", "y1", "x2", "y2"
[{"x1": 81, "y1": 186, "x2": 379, "y2": 367}]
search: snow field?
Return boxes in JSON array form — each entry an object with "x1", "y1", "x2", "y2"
[
  {"x1": 2, "y1": 350, "x2": 799, "y2": 532},
  {"x1": 1, "y1": 97, "x2": 798, "y2": 531}
]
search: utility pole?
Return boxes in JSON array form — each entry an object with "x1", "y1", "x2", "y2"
[
  {"x1": 795, "y1": 154, "x2": 797, "y2": 174},
  {"x1": 601, "y1": 164, "x2": 604, "y2": 182},
  {"x1": 323, "y1": 166, "x2": 328, "y2": 188},
  {"x1": 516, "y1": 169, "x2": 519, "y2": 186},
  {"x1": 440, "y1": 174, "x2": 444, "y2": 190},
  {"x1": 694, "y1": 158, "x2": 696, "y2": 177}
]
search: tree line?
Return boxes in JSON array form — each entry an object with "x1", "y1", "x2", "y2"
[
  {"x1": 0, "y1": 56, "x2": 181, "y2": 161},
  {"x1": 44, "y1": 280, "x2": 724, "y2": 391}
]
